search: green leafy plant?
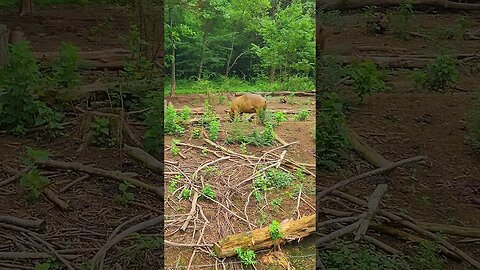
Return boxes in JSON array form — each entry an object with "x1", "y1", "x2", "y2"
[
  {"x1": 170, "y1": 139, "x2": 180, "y2": 156},
  {"x1": 350, "y1": 61, "x2": 388, "y2": 102},
  {"x1": 35, "y1": 258, "x2": 61, "y2": 270},
  {"x1": 261, "y1": 122, "x2": 275, "y2": 145},
  {"x1": 317, "y1": 93, "x2": 349, "y2": 170},
  {"x1": 179, "y1": 106, "x2": 191, "y2": 122},
  {"x1": 388, "y1": 1, "x2": 415, "y2": 40},
  {"x1": 414, "y1": 241, "x2": 446, "y2": 270},
  {"x1": 164, "y1": 104, "x2": 185, "y2": 135},
  {"x1": 192, "y1": 127, "x2": 201, "y2": 139},
  {"x1": 90, "y1": 117, "x2": 116, "y2": 148},
  {"x1": 269, "y1": 220, "x2": 284, "y2": 240},
  {"x1": 115, "y1": 181, "x2": 135, "y2": 204},
  {"x1": 411, "y1": 54, "x2": 458, "y2": 92},
  {"x1": 201, "y1": 148, "x2": 208, "y2": 157},
  {"x1": 273, "y1": 112, "x2": 288, "y2": 125},
  {"x1": 181, "y1": 189, "x2": 191, "y2": 200},
  {"x1": 201, "y1": 184, "x2": 216, "y2": 200},
  {"x1": 20, "y1": 170, "x2": 50, "y2": 203},
  {"x1": 320, "y1": 240, "x2": 410, "y2": 269},
  {"x1": 200, "y1": 99, "x2": 217, "y2": 127},
  {"x1": 254, "y1": 168, "x2": 293, "y2": 193},
  {"x1": 0, "y1": 41, "x2": 64, "y2": 136},
  {"x1": 431, "y1": 16, "x2": 468, "y2": 40},
  {"x1": 143, "y1": 92, "x2": 163, "y2": 153},
  {"x1": 208, "y1": 119, "x2": 220, "y2": 141},
  {"x1": 295, "y1": 108, "x2": 310, "y2": 121},
  {"x1": 49, "y1": 42, "x2": 82, "y2": 93},
  {"x1": 270, "y1": 198, "x2": 283, "y2": 212},
  {"x1": 235, "y1": 248, "x2": 256, "y2": 266},
  {"x1": 120, "y1": 233, "x2": 162, "y2": 266},
  {"x1": 240, "y1": 143, "x2": 247, "y2": 154}
]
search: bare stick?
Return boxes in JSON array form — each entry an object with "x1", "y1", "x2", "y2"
[
  {"x1": 181, "y1": 192, "x2": 199, "y2": 231},
  {"x1": 354, "y1": 184, "x2": 388, "y2": 241},
  {"x1": 317, "y1": 220, "x2": 361, "y2": 247},
  {"x1": 42, "y1": 187, "x2": 70, "y2": 211},
  {"x1": 0, "y1": 216, "x2": 45, "y2": 230},
  {"x1": 317, "y1": 156, "x2": 426, "y2": 199},
  {"x1": 0, "y1": 167, "x2": 31, "y2": 187},
  {"x1": 363, "y1": 235, "x2": 402, "y2": 255},
  {"x1": 123, "y1": 144, "x2": 163, "y2": 175},
  {"x1": 59, "y1": 175, "x2": 90, "y2": 193},
  {"x1": 36, "y1": 159, "x2": 163, "y2": 199}
]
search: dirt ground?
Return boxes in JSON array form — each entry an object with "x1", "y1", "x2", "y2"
[
  {"x1": 0, "y1": 5, "x2": 162, "y2": 269},
  {"x1": 164, "y1": 94, "x2": 316, "y2": 269},
  {"x1": 320, "y1": 9, "x2": 480, "y2": 269}
]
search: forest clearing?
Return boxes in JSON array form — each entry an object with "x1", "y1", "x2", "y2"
[{"x1": 317, "y1": 2, "x2": 480, "y2": 270}]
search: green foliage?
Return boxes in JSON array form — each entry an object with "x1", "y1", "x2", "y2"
[
  {"x1": 362, "y1": 6, "x2": 383, "y2": 34},
  {"x1": 320, "y1": 240, "x2": 410, "y2": 269},
  {"x1": 181, "y1": 189, "x2": 191, "y2": 200},
  {"x1": 269, "y1": 220, "x2": 284, "y2": 240},
  {"x1": 49, "y1": 42, "x2": 82, "y2": 91},
  {"x1": 24, "y1": 147, "x2": 51, "y2": 166},
  {"x1": 411, "y1": 54, "x2": 459, "y2": 92},
  {"x1": 282, "y1": 76, "x2": 315, "y2": 91},
  {"x1": 179, "y1": 106, "x2": 191, "y2": 122},
  {"x1": 170, "y1": 139, "x2": 181, "y2": 156},
  {"x1": 254, "y1": 168, "x2": 293, "y2": 193},
  {"x1": 295, "y1": 108, "x2": 310, "y2": 121},
  {"x1": 20, "y1": 170, "x2": 50, "y2": 202},
  {"x1": 0, "y1": 42, "x2": 64, "y2": 135},
  {"x1": 431, "y1": 16, "x2": 468, "y2": 40},
  {"x1": 295, "y1": 168, "x2": 306, "y2": 182},
  {"x1": 164, "y1": 104, "x2": 185, "y2": 135},
  {"x1": 317, "y1": 55, "x2": 347, "y2": 93},
  {"x1": 200, "y1": 100, "x2": 217, "y2": 127},
  {"x1": 226, "y1": 118, "x2": 274, "y2": 146},
  {"x1": 269, "y1": 198, "x2": 283, "y2": 212},
  {"x1": 201, "y1": 184, "x2": 216, "y2": 200},
  {"x1": 350, "y1": 61, "x2": 388, "y2": 102},
  {"x1": 316, "y1": 93, "x2": 349, "y2": 170},
  {"x1": 168, "y1": 175, "x2": 182, "y2": 193},
  {"x1": 235, "y1": 248, "x2": 256, "y2": 266},
  {"x1": 208, "y1": 119, "x2": 220, "y2": 141},
  {"x1": 388, "y1": 1, "x2": 415, "y2": 40},
  {"x1": 115, "y1": 181, "x2": 135, "y2": 204},
  {"x1": 317, "y1": 8, "x2": 343, "y2": 27},
  {"x1": 143, "y1": 92, "x2": 164, "y2": 153},
  {"x1": 273, "y1": 112, "x2": 288, "y2": 125},
  {"x1": 35, "y1": 258, "x2": 61, "y2": 270},
  {"x1": 192, "y1": 128, "x2": 201, "y2": 139},
  {"x1": 262, "y1": 122, "x2": 275, "y2": 145},
  {"x1": 414, "y1": 241, "x2": 446, "y2": 270},
  {"x1": 252, "y1": 1, "x2": 315, "y2": 78},
  {"x1": 240, "y1": 143, "x2": 247, "y2": 154},
  {"x1": 90, "y1": 117, "x2": 116, "y2": 148}
]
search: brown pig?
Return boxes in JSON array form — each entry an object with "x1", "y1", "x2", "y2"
[{"x1": 227, "y1": 94, "x2": 267, "y2": 121}]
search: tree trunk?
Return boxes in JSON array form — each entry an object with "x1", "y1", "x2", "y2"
[
  {"x1": 20, "y1": 0, "x2": 33, "y2": 16},
  {"x1": 269, "y1": 67, "x2": 276, "y2": 82},
  {"x1": 197, "y1": 33, "x2": 207, "y2": 81},
  {"x1": 213, "y1": 215, "x2": 315, "y2": 258},
  {"x1": 0, "y1": 24, "x2": 8, "y2": 66}
]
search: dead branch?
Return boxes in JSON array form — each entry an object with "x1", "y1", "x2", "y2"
[
  {"x1": 417, "y1": 222, "x2": 480, "y2": 238},
  {"x1": 59, "y1": 174, "x2": 90, "y2": 193},
  {"x1": 346, "y1": 128, "x2": 392, "y2": 168},
  {"x1": 42, "y1": 187, "x2": 70, "y2": 211},
  {"x1": 0, "y1": 216, "x2": 45, "y2": 230},
  {"x1": 317, "y1": 155, "x2": 426, "y2": 199},
  {"x1": 213, "y1": 215, "x2": 315, "y2": 258},
  {"x1": 181, "y1": 192, "x2": 199, "y2": 231},
  {"x1": 354, "y1": 184, "x2": 389, "y2": 241},
  {"x1": 91, "y1": 215, "x2": 163, "y2": 269},
  {"x1": 317, "y1": 220, "x2": 361, "y2": 246},
  {"x1": 0, "y1": 167, "x2": 32, "y2": 187},
  {"x1": 0, "y1": 252, "x2": 78, "y2": 259},
  {"x1": 363, "y1": 235, "x2": 402, "y2": 255},
  {"x1": 36, "y1": 159, "x2": 163, "y2": 199},
  {"x1": 123, "y1": 145, "x2": 163, "y2": 176}
]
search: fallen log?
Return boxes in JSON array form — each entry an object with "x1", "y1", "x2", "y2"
[
  {"x1": 0, "y1": 216, "x2": 45, "y2": 230},
  {"x1": 321, "y1": 0, "x2": 480, "y2": 10},
  {"x1": 36, "y1": 159, "x2": 163, "y2": 199},
  {"x1": 371, "y1": 224, "x2": 461, "y2": 260},
  {"x1": 43, "y1": 187, "x2": 70, "y2": 211},
  {"x1": 317, "y1": 155, "x2": 426, "y2": 199},
  {"x1": 213, "y1": 215, "x2": 315, "y2": 258},
  {"x1": 346, "y1": 128, "x2": 392, "y2": 168},
  {"x1": 33, "y1": 48, "x2": 131, "y2": 70},
  {"x1": 417, "y1": 222, "x2": 480, "y2": 238},
  {"x1": 123, "y1": 144, "x2": 163, "y2": 176},
  {"x1": 354, "y1": 184, "x2": 388, "y2": 241},
  {"x1": 234, "y1": 91, "x2": 315, "y2": 97}
]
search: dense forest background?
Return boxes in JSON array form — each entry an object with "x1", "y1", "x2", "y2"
[{"x1": 164, "y1": 0, "x2": 315, "y2": 95}]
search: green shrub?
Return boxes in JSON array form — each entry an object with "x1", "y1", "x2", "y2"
[
  {"x1": 350, "y1": 61, "x2": 388, "y2": 102},
  {"x1": 115, "y1": 181, "x2": 135, "y2": 204},
  {"x1": 143, "y1": 92, "x2": 164, "y2": 153},
  {"x1": 414, "y1": 241, "x2": 446, "y2": 270},
  {"x1": 235, "y1": 248, "x2": 256, "y2": 265},
  {"x1": 411, "y1": 54, "x2": 458, "y2": 92},
  {"x1": 295, "y1": 108, "x2": 310, "y2": 121},
  {"x1": 164, "y1": 104, "x2": 185, "y2": 135},
  {"x1": 269, "y1": 220, "x2": 284, "y2": 240},
  {"x1": 316, "y1": 93, "x2": 349, "y2": 170},
  {"x1": 208, "y1": 119, "x2": 220, "y2": 141},
  {"x1": 201, "y1": 184, "x2": 216, "y2": 200},
  {"x1": 388, "y1": 1, "x2": 415, "y2": 40},
  {"x1": 90, "y1": 117, "x2": 116, "y2": 148}
]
